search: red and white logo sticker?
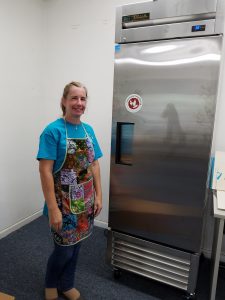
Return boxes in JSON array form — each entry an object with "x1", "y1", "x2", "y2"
[{"x1": 125, "y1": 94, "x2": 143, "y2": 113}]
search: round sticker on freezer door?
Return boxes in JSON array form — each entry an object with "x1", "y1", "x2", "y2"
[{"x1": 125, "y1": 94, "x2": 143, "y2": 113}]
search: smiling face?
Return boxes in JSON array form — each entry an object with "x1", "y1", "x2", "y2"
[{"x1": 62, "y1": 85, "x2": 87, "y2": 122}]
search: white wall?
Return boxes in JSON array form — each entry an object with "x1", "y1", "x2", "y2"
[
  {"x1": 1, "y1": 0, "x2": 225, "y2": 237},
  {"x1": 0, "y1": 0, "x2": 46, "y2": 237}
]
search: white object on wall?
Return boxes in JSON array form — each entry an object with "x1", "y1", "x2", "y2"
[
  {"x1": 211, "y1": 151, "x2": 225, "y2": 210},
  {"x1": 212, "y1": 151, "x2": 225, "y2": 191}
]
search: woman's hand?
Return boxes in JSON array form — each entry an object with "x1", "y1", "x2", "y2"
[
  {"x1": 94, "y1": 195, "x2": 102, "y2": 217},
  {"x1": 48, "y1": 207, "x2": 63, "y2": 232},
  {"x1": 91, "y1": 159, "x2": 103, "y2": 218},
  {"x1": 39, "y1": 159, "x2": 63, "y2": 231}
]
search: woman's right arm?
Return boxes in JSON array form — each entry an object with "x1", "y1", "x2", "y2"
[{"x1": 39, "y1": 159, "x2": 62, "y2": 231}]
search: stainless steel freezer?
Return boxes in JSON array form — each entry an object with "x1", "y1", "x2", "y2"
[{"x1": 107, "y1": 0, "x2": 224, "y2": 297}]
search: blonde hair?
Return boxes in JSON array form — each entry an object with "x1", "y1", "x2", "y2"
[{"x1": 61, "y1": 81, "x2": 88, "y2": 116}]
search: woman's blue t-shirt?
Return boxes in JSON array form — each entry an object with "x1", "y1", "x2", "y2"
[
  {"x1": 37, "y1": 118, "x2": 103, "y2": 216},
  {"x1": 37, "y1": 118, "x2": 103, "y2": 172}
]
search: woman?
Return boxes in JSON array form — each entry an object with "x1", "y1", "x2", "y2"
[{"x1": 37, "y1": 81, "x2": 103, "y2": 300}]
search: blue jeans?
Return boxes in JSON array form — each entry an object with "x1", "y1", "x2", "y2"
[{"x1": 45, "y1": 241, "x2": 81, "y2": 292}]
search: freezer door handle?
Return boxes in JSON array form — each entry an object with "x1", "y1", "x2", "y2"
[{"x1": 115, "y1": 122, "x2": 134, "y2": 166}]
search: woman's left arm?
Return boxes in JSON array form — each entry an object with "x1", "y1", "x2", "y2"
[{"x1": 91, "y1": 159, "x2": 102, "y2": 217}]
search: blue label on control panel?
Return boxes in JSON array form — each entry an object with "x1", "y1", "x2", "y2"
[
  {"x1": 192, "y1": 25, "x2": 206, "y2": 32},
  {"x1": 115, "y1": 44, "x2": 121, "y2": 53}
]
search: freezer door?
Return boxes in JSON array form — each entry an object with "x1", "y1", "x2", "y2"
[{"x1": 109, "y1": 36, "x2": 222, "y2": 252}]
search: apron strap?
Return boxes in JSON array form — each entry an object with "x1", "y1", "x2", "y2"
[
  {"x1": 63, "y1": 118, "x2": 92, "y2": 142},
  {"x1": 64, "y1": 117, "x2": 69, "y2": 139},
  {"x1": 82, "y1": 123, "x2": 92, "y2": 141}
]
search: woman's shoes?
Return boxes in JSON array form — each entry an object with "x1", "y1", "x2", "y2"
[
  {"x1": 59, "y1": 288, "x2": 81, "y2": 300},
  {"x1": 44, "y1": 287, "x2": 83, "y2": 300},
  {"x1": 45, "y1": 288, "x2": 58, "y2": 300}
]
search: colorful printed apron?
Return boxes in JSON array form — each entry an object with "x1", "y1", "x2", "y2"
[{"x1": 52, "y1": 121, "x2": 95, "y2": 246}]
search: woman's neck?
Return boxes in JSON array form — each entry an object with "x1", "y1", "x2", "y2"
[{"x1": 64, "y1": 115, "x2": 81, "y2": 125}]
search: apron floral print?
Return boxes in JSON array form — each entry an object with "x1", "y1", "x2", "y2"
[{"x1": 52, "y1": 120, "x2": 95, "y2": 246}]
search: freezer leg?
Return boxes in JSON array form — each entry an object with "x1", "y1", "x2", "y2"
[
  {"x1": 183, "y1": 292, "x2": 196, "y2": 299},
  {"x1": 113, "y1": 267, "x2": 122, "y2": 280},
  {"x1": 209, "y1": 218, "x2": 224, "y2": 300}
]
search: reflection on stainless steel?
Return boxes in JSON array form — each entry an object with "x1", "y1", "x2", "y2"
[
  {"x1": 141, "y1": 45, "x2": 178, "y2": 54},
  {"x1": 108, "y1": 0, "x2": 223, "y2": 296},
  {"x1": 162, "y1": 103, "x2": 186, "y2": 144},
  {"x1": 115, "y1": 54, "x2": 220, "y2": 66}
]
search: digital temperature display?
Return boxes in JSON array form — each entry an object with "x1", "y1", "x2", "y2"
[{"x1": 192, "y1": 25, "x2": 206, "y2": 32}]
